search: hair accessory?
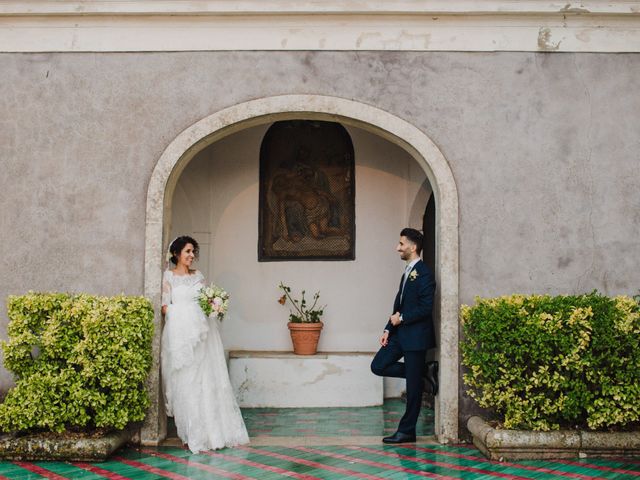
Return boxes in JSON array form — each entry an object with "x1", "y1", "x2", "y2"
[{"x1": 165, "y1": 236, "x2": 179, "y2": 264}]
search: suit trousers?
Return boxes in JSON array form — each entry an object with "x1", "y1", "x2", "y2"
[{"x1": 371, "y1": 337, "x2": 426, "y2": 435}]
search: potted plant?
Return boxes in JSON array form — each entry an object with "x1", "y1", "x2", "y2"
[{"x1": 278, "y1": 282, "x2": 325, "y2": 355}]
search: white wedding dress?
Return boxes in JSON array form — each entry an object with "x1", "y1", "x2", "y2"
[{"x1": 161, "y1": 269, "x2": 249, "y2": 453}]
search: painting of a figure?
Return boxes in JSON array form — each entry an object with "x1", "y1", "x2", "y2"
[{"x1": 259, "y1": 120, "x2": 355, "y2": 260}]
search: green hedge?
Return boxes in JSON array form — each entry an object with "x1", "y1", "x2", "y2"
[
  {"x1": 0, "y1": 293, "x2": 154, "y2": 433},
  {"x1": 461, "y1": 292, "x2": 640, "y2": 431}
]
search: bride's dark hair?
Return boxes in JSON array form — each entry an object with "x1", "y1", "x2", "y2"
[{"x1": 169, "y1": 235, "x2": 200, "y2": 265}]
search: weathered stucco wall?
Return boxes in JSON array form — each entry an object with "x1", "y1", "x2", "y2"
[{"x1": 1, "y1": 52, "x2": 639, "y2": 423}]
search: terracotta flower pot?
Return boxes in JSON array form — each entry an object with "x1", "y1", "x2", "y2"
[{"x1": 287, "y1": 321, "x2": 324, "y2": 355}]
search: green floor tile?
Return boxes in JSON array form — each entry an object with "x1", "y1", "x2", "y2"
[
  {"x1": 2, "y1": 402, "x2": 640, "y2": 480},
  {"x1": 1, "y1": 445, "x2": 639, "y2": 480},
  {"x1": 31, "y1": 462, "x2": 102, "y2": 480},
  {"x1": 235, "y1": 398, "x2": 435, "y2": 437}
]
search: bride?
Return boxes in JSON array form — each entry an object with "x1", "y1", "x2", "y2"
[{"x1": 161, "y1": 235, "x2": 249, "y2": 452}]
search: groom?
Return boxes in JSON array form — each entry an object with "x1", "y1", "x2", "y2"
[{"x1": 371, "y1": 228, "x2": 436, "y2": 444}]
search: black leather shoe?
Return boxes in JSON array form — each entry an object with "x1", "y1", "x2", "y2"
[
  {"x1": 423, "y1": 361, "x2": 439, "y2": 396},
  {"x1": 382, "y1": 432, "x2": 416, "y2": 444}
]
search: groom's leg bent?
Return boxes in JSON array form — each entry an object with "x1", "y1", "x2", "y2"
[
  {"x1": 371, "y1": 338, "x2": 405, "y2": 378},
  {"x1": 398, "y1": 349, "x2": 427, "y2": 435}
]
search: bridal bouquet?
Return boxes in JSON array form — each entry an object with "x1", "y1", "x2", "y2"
[{"x1": 198, "y1": 284, "x2": 229, "y2": 320}]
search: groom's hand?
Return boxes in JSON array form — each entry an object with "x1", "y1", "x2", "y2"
[
  {"x1": 380, "y1": 331, "x2": 389, "y2": 347},
  {"x1": 390, "y1": 312, "x2": 401, "y2": 326}
]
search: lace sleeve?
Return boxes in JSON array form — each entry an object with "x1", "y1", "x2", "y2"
[
  {"x1": 194, "y1": 270, "x2": 206, "y2": 290},
  {"x1": 161, "y1": 270, "x2": 172, "y2": 306}
]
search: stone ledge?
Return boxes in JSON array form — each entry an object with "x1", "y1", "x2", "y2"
[
  {"x1": 229, "y1": 350, "x2": 376, "y2": 359},
  {"x1": 467, "y1": 416, "x2": 640, "y2": 461},
  {"x1": 0, "y1": 427, "x2": 133, "y2": 461},
  {"x1": 229, "y1": 351, "x2": 382, "y2": 408}
]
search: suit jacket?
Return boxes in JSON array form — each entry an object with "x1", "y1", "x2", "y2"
[{"x1": 385, "y1": 259, "x2": 436, "y2": 351}]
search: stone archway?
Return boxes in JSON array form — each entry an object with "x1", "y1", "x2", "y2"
[{"x1": 143, "y1": 95, "x2": 459, "y2": 444}]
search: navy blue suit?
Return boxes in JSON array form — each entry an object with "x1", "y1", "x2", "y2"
[{"x1": 371, "y1": 259, "x2": 436, "y2": 435}]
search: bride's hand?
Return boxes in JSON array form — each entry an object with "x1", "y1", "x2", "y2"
[{"x1": 161, "y1": 305, "x2": 167, "y2": 315}]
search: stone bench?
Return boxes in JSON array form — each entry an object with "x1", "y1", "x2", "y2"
[{"x1": 228, "y1": 351, "x2": 383, "y2": 408}]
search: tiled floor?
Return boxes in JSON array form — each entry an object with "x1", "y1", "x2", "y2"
[
  {"x1": 242, "y1": 398, "x2": 435, "y2": 437},
  {"x1": 2, "y1": 444, "x2": 640, "y2": 479},
  {"x1": 1, "y1": 401, "x2": 639, "y2": 479}
]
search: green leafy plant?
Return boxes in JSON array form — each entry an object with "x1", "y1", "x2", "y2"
[
  {"x1": 0, "y1": 292, "x2": 154, "y2": 433},
  {"x1": 461, "y1": 291, "x2": 640, "y2": 431},
  {"x1": 277, "y1": 282, "x2": 324, "y2": 323}
]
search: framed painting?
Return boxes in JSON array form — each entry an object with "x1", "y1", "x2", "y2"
[{"x1": 258, "y1": 120, "x2": 355, "y2": 261}]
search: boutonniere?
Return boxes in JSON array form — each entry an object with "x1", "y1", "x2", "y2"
[{"x1": 409, "y1": 270, "x2": 418, "y2": 281}]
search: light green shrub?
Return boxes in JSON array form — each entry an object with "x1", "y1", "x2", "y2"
[
  {"x1": 461, "y1": 292, "x2": 640, "y2": 431},
  {"x1": 0, "y1": 293, "x2": 154, "y2": 433}
]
